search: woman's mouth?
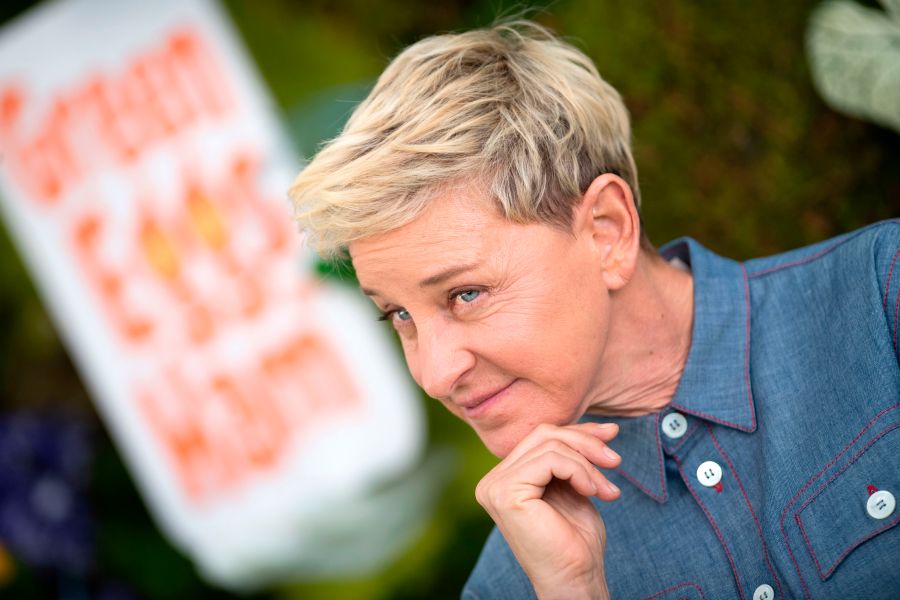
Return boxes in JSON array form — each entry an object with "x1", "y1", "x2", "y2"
[{"x1": 459, "y1": 381, "x2": 515, "y2": 419}]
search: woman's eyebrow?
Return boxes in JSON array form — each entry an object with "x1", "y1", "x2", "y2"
[
  {"x1": 359, "y1": 261, "x2": 482, "y2": 297},
  {"x1": 418, "y1": 262, "x2": 481, "y2": 288}
]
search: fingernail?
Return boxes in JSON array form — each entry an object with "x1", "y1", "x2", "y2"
[
  {"x1": 606, "y1": 480, "x2": 620, "y2": 495},
  {"x1": 603, "y1": 447, "x2": 620, "y2": 461}
]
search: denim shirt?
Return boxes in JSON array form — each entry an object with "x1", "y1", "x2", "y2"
[{"x1": 462, "y1": 220, "x2": 900, "y2": 599}]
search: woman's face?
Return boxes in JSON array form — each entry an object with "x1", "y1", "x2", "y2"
[{"x1": 349, "y1": 187, "x2": 613, "y2": 457}]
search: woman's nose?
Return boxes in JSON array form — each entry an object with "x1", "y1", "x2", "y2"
[{"x1": 412, "y1": 317, "x2": 475, "y2": 400}]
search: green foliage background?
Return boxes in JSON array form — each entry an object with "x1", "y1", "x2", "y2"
[{"x1": 0, "y1": 1, "x2": 897, "y2": 599}]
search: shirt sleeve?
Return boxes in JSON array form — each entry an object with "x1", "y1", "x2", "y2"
[{"x1": 874, "y1": 219, "x2": 900, "y2": 364}]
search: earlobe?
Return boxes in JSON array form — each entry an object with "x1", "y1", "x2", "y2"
[{"x1": 581, "y1": 174, "x2": 641, "y2": 290}]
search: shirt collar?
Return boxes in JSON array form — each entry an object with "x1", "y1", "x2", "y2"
[{"x1": 581, "y1": 238, "x2": 756, "y2": 503}]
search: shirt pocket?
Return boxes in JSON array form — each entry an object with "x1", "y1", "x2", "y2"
[
  {"x1": 792, "y1": 424, "x2": 899, "y2": 581},
  {"x1": 644, "y1": 582, "x2": 706, "y2": 600}
]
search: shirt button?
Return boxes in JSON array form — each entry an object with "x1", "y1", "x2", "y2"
[
  {"x1": 866, "y1": 490, "x2": 896, "y2": 519},
  {"x1": 753, "y1": 583, "x2": 774, "y2": 600},
  {"x1": 696, "y1": 461, "x2": 722, "y2": 487},
  {"x1": 661, "y1": 412, "x2": 688, "y2": 439}
]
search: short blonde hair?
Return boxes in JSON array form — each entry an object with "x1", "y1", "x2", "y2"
[{"x1": 289, "y1": 20, "x2": 642, "y2": 257}]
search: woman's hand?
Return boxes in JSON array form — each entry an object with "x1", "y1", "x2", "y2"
[{"x1": 475, "y1": 422, "x2": 621, "y2": 600}]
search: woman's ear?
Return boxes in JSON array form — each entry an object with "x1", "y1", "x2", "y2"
[{"x1": 575, "y1": 174, "x2": 641, "y2": 290}]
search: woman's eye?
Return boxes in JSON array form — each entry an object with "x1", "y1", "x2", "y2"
[
  {"x1": 456, "y1": 289, "x2": 481, "y2": 303},
  {"x1": 377, "y1": 308, "x2": 412, "y2": 325}
]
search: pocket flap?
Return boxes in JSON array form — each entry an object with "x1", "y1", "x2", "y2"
[
  {"x1": 795, "y1": 425, "x2": 900, "y2": 580},
  {"x1": 644, "y1": 582, "x2": 705, "y2": 599}
]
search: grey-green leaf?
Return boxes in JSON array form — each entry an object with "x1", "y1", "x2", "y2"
[
  {"x1": 878, "y1": 0, "x2": 900, "y2": 22},
  {"x1": 807, "y1": 0, "x2": 900, "y2": 133}
]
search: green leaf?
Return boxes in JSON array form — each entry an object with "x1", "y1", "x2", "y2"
[
  {"x1": 807, "y1": 0, "x2": 900, "y2": 133},
  {"x1": 879, "y1": 0, "x2": 900, "y2": 22}
]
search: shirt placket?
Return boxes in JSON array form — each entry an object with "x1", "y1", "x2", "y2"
[{"x1": 661, "y1": 413, "x2": 782, "y2": 600}]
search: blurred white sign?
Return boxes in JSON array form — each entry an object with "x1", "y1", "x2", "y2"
[{"x1": 0, "y1": 0, "x2": 426, "y2": 588}]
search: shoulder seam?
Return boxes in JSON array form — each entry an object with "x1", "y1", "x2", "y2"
[
  {"x1": 747, "y1": 219, "x2": 900, "y2": 280},
  {"x1": 883, "y1": 248, "x2": 900, "y2": 314}
]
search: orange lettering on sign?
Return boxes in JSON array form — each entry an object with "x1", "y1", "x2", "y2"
[
  {"x1": 212, "y1": 374, "x2": 288, "y2": 470},
  {"x1": 140, "y1": 214, "x2": 181, "y2": 282},
  {"x1": 68, "y1": 150, "x2": 292, "y2": 348},
  {"x1": 0, "y1": 23, "x2": 363, "y2": 506},
  {"x1": 263, "y1": 334, "x2": 360, "y2": 419},
  {"x1": 72, "y1": 212, "x2": 154, "y2": 342},
  {"x1": 137, "y1": 331, "x2": 361, "y2": 503},
  {"x1": 0, "y1": 88, "x2": 82, "y2": 203},
  {"x1": 139, "y1": 368, "x2": 240, "y2": 500},
  {"x1": 0, "y1": 28, "x2": 235, "y2": 205}
]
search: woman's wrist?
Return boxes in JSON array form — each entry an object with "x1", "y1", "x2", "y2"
[
  {"x1": 535, "y1": 582, "x2": 610, "y2": 600},
  {"x1": 533, "y1": 566, "x2": 610, "y2": 600}
]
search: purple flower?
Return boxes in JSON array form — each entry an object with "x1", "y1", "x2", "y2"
[{"x1": 0, "y1": 412, "x2": 94, "y2": 573}]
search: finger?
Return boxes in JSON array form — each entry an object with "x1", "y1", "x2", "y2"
[
  {"x1": 515, "y1": 450, "x2": 600, "y2": 501},
  {"x1": 503, "y1": 422, "x2": 618, "y2": 464},
  {"x1": 512, "y1": 442, "x2": 619, "y2": 502},
  {"x1": 502, "y1": 425, "x2": 622, "y2": 472},
  {"x1": 479, "y1": 442, "x2": 621, "y2": 513},
  {"x1": 594, "y1": 473, "x2": 620, "y2": 502},
  {"x1": 584, "y1": 421, "x2": 619, "y2": 442},
  {"x1": 543, "y1": 441, "x2": 620, "y2": 501},
  {"x1": 521, "y1": 439, "x2": 621, "y2": 501}
]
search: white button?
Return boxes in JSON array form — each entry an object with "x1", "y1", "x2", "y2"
[
  {"x1": 753, "y1": 583, "x2": 774, "y2": 600},
  {"x1": 661, "y1": 412, "x2": 688, "y2": 439},
  {"x1": 696, "y1": 461, "x2": 722, "y2": 487},
  {"x1": 866, "y1": 490, "x2": 896, "y2": 519}
]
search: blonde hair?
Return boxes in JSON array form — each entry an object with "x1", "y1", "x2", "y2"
[{"x1": 289, "y1": 20, "x2": 643, "y2": 257}]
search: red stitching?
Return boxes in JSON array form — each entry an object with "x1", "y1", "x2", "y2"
[
  {"x1": 740, "y1": 264, "x2": 755, "y2": 432},
  {"x1": 893, "y1": 287, "x2": 899, "y2": 354},
  {"x1": 795, "y1": 423, "x2": 900, "y2": 579},
  {"x1": 794, "y1": 513, "x2": 818, "y2": 578},
  {"x1": 644, "y1": 581, "x2": 706, "y2": 600},
  {"x1": 668, "y1": 267, "x2": 756, "y2": 434},
  {"x1": 672, "y1": 454, "x2": 746, "y2": 600},
  {"x1": 654, "y1": 412, "x2": 666, "y2": 501},
  {"x1": 666, "y1": 420, "x2": 701, "y2": 453},
  {"x1": 826, "y1": 516, "x2": 900, "y2": 575},
  {"x1": 883, "y1": 247, "x2": 900, "y2": 313},
  {"x1": 798, "y1": 513, "x2": 900, "y2": 580},
  {"x1": 707, "y1": 426, "x2": 783, "y2": 598},
  {"x1": 778, "y1": 404, "x2": 900, "y2": 599},
  {"x1": 797, "y1": 424, "x2": 900, "y2": 515},
  {"x1": 669, "y1": 404, "x2": 754, "y2": 432},
  {"x1": 614, "y1": 412, "x2": 667, "y2": 503},
  {"x1": 747, "y1": 220, "x2": 900, "y2": 279},
  {"x1": 613, "y1": 466, "x2": 665, "y2": 503}
]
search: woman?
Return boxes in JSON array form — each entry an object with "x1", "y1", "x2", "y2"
[{"x1": 289, "y1": 21, "x2": 900, "y2": 599}]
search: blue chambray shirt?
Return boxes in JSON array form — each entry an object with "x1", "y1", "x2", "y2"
[{"x1": 463, "y1": 220, "x2": 900, "y2": 599}]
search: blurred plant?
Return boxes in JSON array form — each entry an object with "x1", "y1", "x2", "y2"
[
  {"x1": 0, "y1": 542, "x2": 13, "y2": 586},
  {"x1": 0, "y1": 412, "x2": 94, "y2": 574},
  {"x1": 807, "y1": 0, "x2": 900, "y2": 133}
]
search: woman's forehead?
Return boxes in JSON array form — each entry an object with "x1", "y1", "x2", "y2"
[
  {"x1": 350, "y1": 189, "x2": 574, "y2": 297},
  {"x1": 350, "y1": 191, "x2": 501, "y2": 284}
]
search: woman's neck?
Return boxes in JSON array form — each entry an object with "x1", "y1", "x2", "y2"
[{"x1": 585, "y1": 251, "x2": 694, "y2": 418}]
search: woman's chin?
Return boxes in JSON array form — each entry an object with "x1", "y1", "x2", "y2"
[{"x1": 477, "y1": 427, "x2": 524, "y2": 459}]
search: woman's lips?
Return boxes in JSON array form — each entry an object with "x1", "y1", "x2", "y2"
[{"x1": 460, "y1": 381, "x2": 515, "y2": 419}]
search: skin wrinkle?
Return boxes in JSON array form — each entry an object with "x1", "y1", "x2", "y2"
[
  {"x1": 583, "y1": 242, "x2": 693, "y2": 418},
  {"x1": 350, "y1": 178, "x2": 693, "y2": 457}
]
